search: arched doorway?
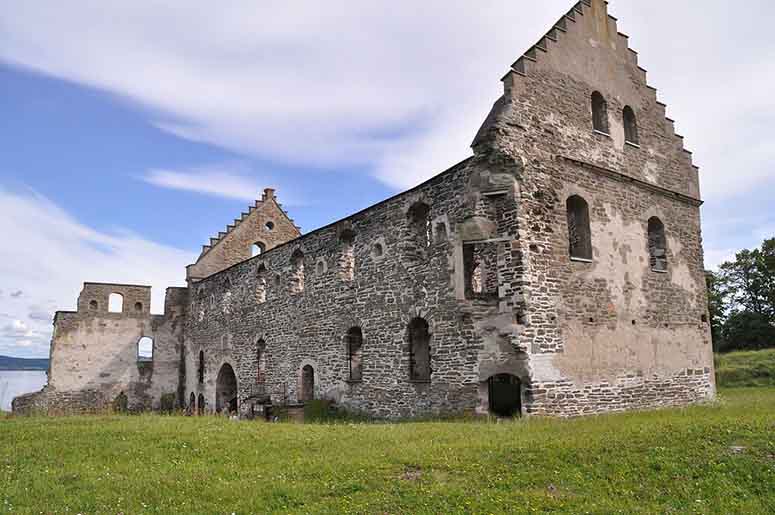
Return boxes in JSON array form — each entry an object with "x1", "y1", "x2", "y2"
[
  {"x1": 300, "y1": 365, "x2": 314, "y2": 402},
  {"x1": 216, "y1": 363, "x2": 238, "y2": 414},
  {"x1": 189, "y1": 392, "x2": 196, "y2": 412},
  {"x1": 197, "y1": 393, "x2": 205, "y2": 415},
  {"x1": 488, "y1": 374, "x2": 521, "y2": 417}
]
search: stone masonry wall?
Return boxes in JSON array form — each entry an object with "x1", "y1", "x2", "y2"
[
  {"x1": 13, "y1": 283, "x2": 187, "y2": 414},
  {"x1": 475, "y1": 0, "x2": 715, "y2": 415},
  {"x1": 183, "y1": 156, "x2": 528, "y2": 419}
]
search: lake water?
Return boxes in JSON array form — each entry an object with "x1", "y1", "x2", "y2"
[{"x1": 0, "y1": 370, "x2": 48, "y2": 412}]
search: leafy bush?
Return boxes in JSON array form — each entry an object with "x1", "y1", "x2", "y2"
[
  {"x1": 111, "y1": 392, "x2": 128, "y2": 413},
  {"x1": 160, "y1": 393, "x2": 177, "y2": 414}
]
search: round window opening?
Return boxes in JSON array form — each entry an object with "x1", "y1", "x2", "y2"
[{"x1": 265, "y1": 221, "x2": 275, "y2": 231}]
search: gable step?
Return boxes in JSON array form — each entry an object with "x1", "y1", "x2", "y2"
[{"x1": 512, "y1": 57, "x2": 526, "y2": 75}]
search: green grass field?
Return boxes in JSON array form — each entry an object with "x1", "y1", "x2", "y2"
[
  {"x1": 1, "y1": 388, "x2": 774, "y2": 514},
  {"x1": 715, "y1": 348, "x2": 775, "y2": 388}
]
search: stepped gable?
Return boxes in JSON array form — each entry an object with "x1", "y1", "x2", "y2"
[
  {"x1": 475, "y1": 0, "x2": 697, "y2": 175},
  {"x1": 186, "y1": 187, "x2": 302, "y2": 283},
  {"x1": 197, "y1": 188, "x2": 300, "y2": 259}
]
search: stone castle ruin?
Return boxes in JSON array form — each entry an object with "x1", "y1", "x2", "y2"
[{"x1": 14, "y1": 0, "x2": 715, "y2": 419}]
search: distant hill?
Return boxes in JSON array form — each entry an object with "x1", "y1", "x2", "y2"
[{"x1": 0, "y1": 356, "x2": 49, "y2": 371}]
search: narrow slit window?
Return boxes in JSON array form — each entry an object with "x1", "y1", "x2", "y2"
[
  {"x1": 434, "y1": 222, "x2": 448, "y2": 243},
  {"x1": 339, "y1": 229, "x2": 355, "y2": 281},
  {"x1": 198, "y1": 350, "x2": 205, "y2": 384},
  {"x1": 346, "y1": 327, "x2": 363, "y2": 381},
  {"x1": 290, "y1": 249, "x2": 305, "y2": 294},
  {"x1": 256, "y1": 339, "x2": 266, "y2": 382},
  {"x1": 408, "y1": 317, "x2": 431, "y2": 382},
  {"x1": 256, "y1": 264, "x2": 268, "y2": 304},
  {"x1": 648, "y1": 217, "x2": 668, "y2": 272},
  {"x1": 407, "y1": 202, "x2": 431, "y2": 259}
]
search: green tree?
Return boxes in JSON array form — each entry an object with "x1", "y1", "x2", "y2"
[
  {"x1": 717, "y1": 238, "x2": 775, "y2": 321},
  {"x1": 705, "y1": 270, "x2": 726, "y2": 351},
  {"x1": 720, "y1": 311, "x2": 775, "y2": 352},
  {"x1": 714, "y1": 237, "x2": 775, "y2": 352}
]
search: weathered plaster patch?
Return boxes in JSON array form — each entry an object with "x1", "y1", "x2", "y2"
[{"x1": 643, "y1": 161, "x2": 659, "y2": 184}]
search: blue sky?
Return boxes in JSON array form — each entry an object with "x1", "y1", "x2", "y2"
[{"x1": 1, "y1": 0, "x2": 773, "y2": 357}]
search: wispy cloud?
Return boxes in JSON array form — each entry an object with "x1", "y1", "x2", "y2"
[
  {"x1": 143, "y1": 163, "x2": 261, "y2": 201},
  {"x1": 142, "y1": 162, "x2": 306, "y2": 205},
  {"x1": 0, "y1": 187, "x2": 194, "y2": 357}
]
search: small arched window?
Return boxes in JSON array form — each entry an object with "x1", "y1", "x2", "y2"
[
  {"x1": 408, "y1": 317, "x2": 431, "y2": 382},
  {"x1": 623, "y1": 106, "x2": 639, "y2": 144},
  {"x1": 265, "y1": 221, "x2": 275, "y2": 231},
  {"x1": 108, "y1": 293, "x2": 124, "y2": 313},
  {"x1": 648, "y1": 217, "x2": 668, "y2": 272},
  {"x1": 251, "y1": 242, "x2": 266, "y2": 257},
  {"x1": 189, "y1": 392, "x2": 196, "y2": 411},
  {"x1": 566, "y1": 195, "x2": 592, "y2": 261},
  {"x1": 591, "y1": 91, "x2": 609, "y2": 134},
  {"x1": 137, "y1": 336, "x2": 153, "y2": 361},
  {"x1": 346, "y1": 327, "x2": 363, "y2": 381},
  {"x1": 198, "y1": 350, "x2": 205, "y2": 384},
  {"x1": 134, "y1": 302, "x2": 143, "y2": 312},
  {"x1": 89, "y1": 300, "x2": 99, "y2": 311},
  {"x1": 256, "y1": 339, "x2": 266, "y2": 382}
]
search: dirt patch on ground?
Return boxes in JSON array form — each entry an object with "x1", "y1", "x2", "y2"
[{"x1": 399, "y1": 465, "x2": 423, "y2": 482}]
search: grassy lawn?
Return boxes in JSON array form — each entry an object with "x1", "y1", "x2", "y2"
[
  {"x1": 1, "y1": 389, "x2": 774, "y2": 514},
  {"x1": 715, "y1": 349, "x2": 775, "y2": 388}
]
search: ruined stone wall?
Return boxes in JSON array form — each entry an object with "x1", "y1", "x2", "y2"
[
  {"x1": 17, "y1": 0, "x2": 715, "y2": 420},
  {"x1": 13, "y1": 283, "x2": 187, "y2": 414},
  {"x1": 183, "y1": 157, "x2": 529, "y2": 419},
  {"x1": 475, "y1": 0, "x2": 715, "y2": 415},
  {"x1": 186, "y1": 189, "x2": 301, "y2": 282}
]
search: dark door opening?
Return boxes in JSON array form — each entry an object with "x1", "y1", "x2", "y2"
[
  {"x1": 488, "y1": 374, "x2": 522, "y2": 417},
  {"x1": 301, "y1": 365, "x2": 315, "y2": 402},
  {"x1": 216, "y1": 363, "x2": 238, "y2": 414}
]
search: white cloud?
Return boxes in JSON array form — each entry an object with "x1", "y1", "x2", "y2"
[
  {"x1": 142, "y1": 162, "x2": 306, "y2": 205},
  {"x1": 0, "y1": 188, "x2": 194, "y2": 357},
  {"x1": 0, "y1": 0, "x2": 572, "y2": 190},
  {"x1": 2, "y1": 1, "x2": 772, "y2": 197}
]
